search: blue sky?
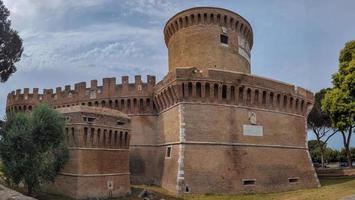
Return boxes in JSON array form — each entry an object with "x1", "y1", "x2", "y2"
[{"x1": 1, "y1": 0, "x2": 355, "y2": 149}]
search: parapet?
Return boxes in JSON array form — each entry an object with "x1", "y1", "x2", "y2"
[
  {"x1": 6, "y1": 75, "x2": 156, "y2": 109},
  {"x1": 154, "y1": 67, "x2": 314, "y2": 115}
]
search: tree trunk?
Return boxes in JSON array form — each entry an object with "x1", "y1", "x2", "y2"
[
  {"x1": 27, "y1": 185, "x2": 33, "y2": 196},
  {"x1": 347, "y1": 148, "x2": 353, "y2": 168},
  {"x1": 320, "y1": 148, "x2": 325, "y2": 168}
]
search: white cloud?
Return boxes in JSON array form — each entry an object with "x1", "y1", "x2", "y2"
[{"x1": 122, "y1": 0, "x2": 182, "y2": 19}]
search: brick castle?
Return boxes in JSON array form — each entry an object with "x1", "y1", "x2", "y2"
[{"x1": 6, "y1": 7, "x2": 319, "y2": 199}]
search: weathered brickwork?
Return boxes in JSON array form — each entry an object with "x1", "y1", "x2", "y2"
[
  {"x1": 6, "y1": 6, "x2": 319, "y2": 197},
  {"x1": 42, "y1": 106, "x2": 131, "y2": 199}
]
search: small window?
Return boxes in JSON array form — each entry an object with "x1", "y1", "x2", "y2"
[
  {"x1": 242, "y1": 179, "x2": 256, "y2": 186},
  {"x1": 220, "y1": 34, "x2": 228, "y2": 45},
  {"x1": 83, "y1": 116, "x2": 96, "y2": 123},
  {"x1": 117, "y1": 121, "x2": 125, "y2": 126},
  {"x1": 185, "y1": 185, "x2": 190, "y2": 193},
  {"x1": 166, "y1": 146, "x2": 172, "y2": 158},
  {"x1": 288, "y1": 177, "x2": 299, "y2": 183}
]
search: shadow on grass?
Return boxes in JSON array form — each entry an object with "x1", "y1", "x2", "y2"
[
  {"x1": 319, "y1": 177, "x2": 355, "y2": 186},
  {"x1": 34, "y1": 186, "x2": 182, "y2": 200}
]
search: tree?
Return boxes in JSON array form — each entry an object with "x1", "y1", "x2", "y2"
[
  {"x1": 308, "y1": 89, "x2": 338, "y2": 168},
  {"x1": 322, "y1": 41, "x2": 355, "y2": 168},
  {"x1": 0, "y1": 105, "x2": 68, "y2": 195},
  {"x1": 0, "y1": 0, "x2": 23, "y2": 82}
]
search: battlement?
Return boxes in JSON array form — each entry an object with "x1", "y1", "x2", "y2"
[
  {"x1": 6, "y1": 75, "x2": 157, "y2": 113},
  {"x1": 164, "y1": 7, "x2": 253, "y2": 74},
  {"x1": 154, "y1": 67, "x2": 314, "y2": 116},
  {"x1": 164, "y1": 7, "x2": 253, "y2": 47}
]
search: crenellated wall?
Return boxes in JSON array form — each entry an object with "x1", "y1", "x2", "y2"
[
  {"x1": 164, "y1": 7, "x2": 253, "y2": 73},
  {"x1": 153, "y1": 68, "x2": 313, "y2": 116},
  {"x1": 44, "y1": 106, "x2": 132, "y2": 199},
  {"x1": 6, "y1": 75, "x2": 157, "y2": 114},
  {"x1": 5, "y1": 6, "x2": 318, "y2": 197}
]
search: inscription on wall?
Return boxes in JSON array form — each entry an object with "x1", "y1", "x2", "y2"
[{"x1": 243, "y1": 125, "x2": 263, "y2": 136}]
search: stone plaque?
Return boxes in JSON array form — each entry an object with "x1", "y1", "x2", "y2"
[
  {"x1": 243, "y1": 125, "x2": 263, "y2": 136},
  {"x1": 107, "y1": 180, "x2": 113, "y2": 190}
]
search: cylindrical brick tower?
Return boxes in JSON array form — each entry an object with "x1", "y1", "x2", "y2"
[{"x1": 164, "y1": 7, "x2": 253, "y2": 74}]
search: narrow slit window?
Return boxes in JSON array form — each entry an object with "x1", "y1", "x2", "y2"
[
  {"x1": 242, "y1": 179, "x2": 256, "y2": 186},
  {"x1": 288, "y1": 177, "x2": 299, "y2": 183},
  {"x1": 166, "y1": 146, "x2": 172, "y2": 158},
  {"x1": 220, "y1": 34, "x2": 228, "y2": 45}
]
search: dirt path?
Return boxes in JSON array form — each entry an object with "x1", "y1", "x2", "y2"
[{"x1": 0, "y1": 184, "x2": 36, "y2": 200}]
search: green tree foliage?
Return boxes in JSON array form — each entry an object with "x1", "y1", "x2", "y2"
[
  {"x1": 0, "y1": 0, "x2": 23, "y2": 82},
  {"x1": 322, "y1": 41, "x2": 355, "y2": 168},
  {"x1": 308, "y1": 89, "x2": 337, "y2": 168},
  {"x1": 0, "y1": 105, "x2": 68, "y2": 195},
  {"x1": 308, "y1": 140, "x2": 341, "y2": 164}
]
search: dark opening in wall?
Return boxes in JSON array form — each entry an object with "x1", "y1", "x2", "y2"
[
  {"x1": 242, "y1": 179, "x2": 256, "y2": 186},
  {"x1": 222, "y1": 85, "x2": 227, "y2": 99},
  {"x1": 166, "y1": 146, "x2": 172, "y2": 158},
  {"x1": 117, "y1": 120, "x2": 125, "y2": 126},
  {"x1": 185, "y1": 186, "x2": 190, "y2": 193},
  {"x1": 288, "y1": 177, "x2": 299, "y2": 183},
  {"x1": 83, "y1": 116, "x2": 96, "y2": 123},
  {"x1": 220, "y1": 34, "x2": 228, "y2": 45}
]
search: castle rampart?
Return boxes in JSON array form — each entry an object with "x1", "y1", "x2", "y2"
[
  {"x1": 6, "y1": 6, "x2": 319, "y2": 197},
  {"x1": 6, "y1": 75, "x2": 157, "y2": 115},
  {"x1": 153, "y1": 68, "x2": 313, "y2": 116}
]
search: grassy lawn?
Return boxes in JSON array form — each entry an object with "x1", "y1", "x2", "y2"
[{"x1": 29, "y1": 177, "x2": 355, "y2": 200}]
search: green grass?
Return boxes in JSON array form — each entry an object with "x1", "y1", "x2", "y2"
[{"x1": 2, "y1": 177, "x2": 355, "y2": 200}]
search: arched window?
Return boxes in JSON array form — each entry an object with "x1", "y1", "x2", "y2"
[
  {"x1": 254, "y1": 90, "x2": 259, "y2": 105},
  {"x1": 101, "y1": 100, "x2": 106, "y2": 107},
  {"x1": 247, "y1": 88, "x2": 252, "y2": 105},
  {"x1": 262, "y1": 91, "x2": 267, "y2": 106},
  {"x1": 270, "y1": 92, "x2": 274, "y2": 107},
  {"x1": 90, "y1": 128, "x2": 95, "y2": 146},
  {"x1": 188, "y1": 82, "x2": 193, "y2": 97},
  {"x1": 196, "y1": 82, "x2": 202, "y2": 97},
  {"x1": 283, "y1": 95, "x2": 288, "y2": 108},
  {"x1": 103, "y1": 129, "x2": 107, "y2": 147},
  {"x1": 109, "y1": 130, "x2": 112, "y2": 146},
  {"x1": 114, "y1": 131, "x2": 118, "y2": 146},
  {"x1": 290, "y1": 97, "x2": 294, "y2": 110},
  {"x1": 140, "y1": 99, "x2": 144, "y2": 112},
  {"x1": 125, "y1": 132, "x2": 128, "y2": 147},
  {"x1": 222, "y1": 85, "x2": 227, "y2": 99},
  {"x1": 121, "y1": 99, "x2": 125, "y2": 111},
  {"x1": 97, "y1": 129, "x2": 101, "y2": 147},
  {"x1": 127, "y1": 99, "x2": 131, "y2": 113},
  {"x1": 133, "y1": 98, "x2": 137, "y2": 112},
  {"x1": 239, "y1": 87, "x2": 244, "y2": 103},
  {"x1": 214, "y1": 84, "x2": 219, "y2": 98},
  {"x1": 146, "y1": 98, "x2": 151, "y2": 108},
  {"x1": 231, "y1": 86, "x2": 235, "y2": 102},
  {"x1": 205, "y1": 83, "x2": 210, "y2": 98},
  {"x1": 84, "y1": 127, "x2": 88, "y2": 145},
  {"x1": 119, "y1": 131, "x2": 123, "y2": 147}
]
